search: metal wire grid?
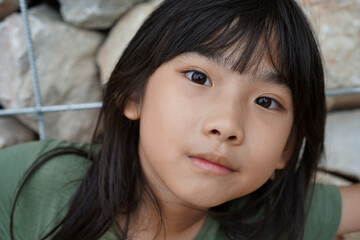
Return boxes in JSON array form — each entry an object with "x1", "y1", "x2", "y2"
[
  {"x1": 0, "y1": 0, "x2": 359, "y2": 140},
  {"x1": 0, "y1": 0, "x2": 102, "y2": 140}
]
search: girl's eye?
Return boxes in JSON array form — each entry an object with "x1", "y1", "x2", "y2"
[
  {"x1": 255, "y1": 97, "x2": 283, "y2": 110},
  {"x1": 184, "y1": 71, "x2": 212, "y2": 86}
]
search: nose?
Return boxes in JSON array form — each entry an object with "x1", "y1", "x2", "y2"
[{"x1": 202, "y1": 110, "x2": 244, "y2": 146}]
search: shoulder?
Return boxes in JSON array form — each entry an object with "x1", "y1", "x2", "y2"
[
  {"x1": 0, "y1": 139, "x2": 91, "y2": 172},
  {"x1": 0, "y1": 138, "x2": 92, "y2": 158},
  {"x1": 0, "y1": 139, "x2": 92, "y2": 203},
  {"x1": 304, "y1": 183, "x2": 342, "y2": 240},
  {"x1": 224, "y1": 183, "x2": 341, "y2": 239},
  {"x1": 0, "y1": 139, "x2": 92, "y2": 239}
]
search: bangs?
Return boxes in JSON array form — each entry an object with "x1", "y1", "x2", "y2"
[
  {"x1": 156, "y1": 0, "x2": 285, "y2": 84},
  {"x1": 121, "y1": 0, "x2": 323, "y2": 125},
  {"x1": 196, "y1": 16, "x2": 281, "y2": 78}
]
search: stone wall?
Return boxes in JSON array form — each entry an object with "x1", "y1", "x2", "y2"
[{"x1": 299, "y1": 0, "x2": 360, "y2": 110}]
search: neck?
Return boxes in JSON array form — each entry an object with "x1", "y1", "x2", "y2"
[
  {"x1": 119, "y1": 193, "x2": 208, "y2": 240},
  {"x1": 161, "y1": 200, "x2": 207, "y2": 236}
]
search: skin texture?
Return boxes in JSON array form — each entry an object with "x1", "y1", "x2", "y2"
[{"x1": 124, "y1": 52, "x2": 294, "y2": 238}]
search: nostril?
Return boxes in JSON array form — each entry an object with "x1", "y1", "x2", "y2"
[
  {"x1": 228, "y1": 136, "x2": 237, "y2": 141},
  {"x1": 211, "y1": 129, "x2": 220, "y2": 135}
]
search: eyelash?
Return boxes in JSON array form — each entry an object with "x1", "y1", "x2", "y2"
[
  {"x1": 255, "y1": 97, "x2": 284, "y2": 110},
  {"x1": 184, "y1": 70, "x2": 212, "y2": 87},
  {"x1": 183, "y1": 70, "x2": 284, "y2": 111}
]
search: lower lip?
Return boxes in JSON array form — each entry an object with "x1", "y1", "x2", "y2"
[{"x1": 189, "y1": 157, "x2": 234, "y2": 175}]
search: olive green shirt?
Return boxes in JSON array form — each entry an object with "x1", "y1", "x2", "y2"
[{"x1": 0, "y1": 140, "x2": 342, "y2": 239}]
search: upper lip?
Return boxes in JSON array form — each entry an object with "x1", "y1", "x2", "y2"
[{"x1": 189, "y1": 152, "x2": 236, "y2": 171}]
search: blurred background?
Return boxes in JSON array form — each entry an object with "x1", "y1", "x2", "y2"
[{"x1": 0, "y1": 0, "x2": 359, "y2": 238}]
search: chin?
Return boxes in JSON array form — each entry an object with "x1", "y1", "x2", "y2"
[{"x1": 177, "y1": 191, "x2": 232, "y2": 210}]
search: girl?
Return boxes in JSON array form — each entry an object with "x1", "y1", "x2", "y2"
[{"x1": 1, "y1": 0, "x2": 359, "y2": 239}]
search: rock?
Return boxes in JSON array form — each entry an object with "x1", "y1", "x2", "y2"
[
  {"x1": 0, "y1": 116, "x2": 37, "y2": 149},
  {"x1": 0, "y1": 5, "x2": 104, "y2": 141},
  {"x1": 316, "y1": 170, "x2": 352, "y2": 186},
  {"x1": 96, "y1": 1, "x2": 161, "y2": 84},
  {"x1": 0, "y1": 0, "x2": 33, "y2": 21},
  {"x1": 58, "y1": 0, "x2": 144, "y2": 29},
  {"x1": 326, "y1": 93, "x2": 360, "y2": 111},
  {"x1": 297, "y1": 0, "x2": 360, "y2": 109},
  {"x1": 341, "y1": 232, "x2": 360, "y2": 240},
  {"x1": 321, "y1": 109, "x2": 360, "y2": 180},
  {"x1": 0, "y1": 0, "x2": 19, "y2": 21}
]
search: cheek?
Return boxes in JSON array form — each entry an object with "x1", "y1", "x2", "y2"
[
  {"x1": 251, "y1": 109, "x2": 293, "y2": 153},
  {"x1": 244, "y1": 118, "x2": 293, "y2": 172},
  {"x1": 138, "y1": 81, "x2": 194, "y2": 160}
]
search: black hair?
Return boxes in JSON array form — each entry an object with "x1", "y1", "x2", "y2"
[{"x1": 11, "y1": 0, "x2": 326, "y2": 239}]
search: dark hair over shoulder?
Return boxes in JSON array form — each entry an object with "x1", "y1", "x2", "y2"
[{"x1": 11, "y1": 0, "x2": 325, "y2": 239}]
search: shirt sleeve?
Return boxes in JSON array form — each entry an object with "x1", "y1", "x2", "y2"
[
  {"x1": 0, "y1": 140, "x2": 91, "y2": 240},
  {"x1": 303, "y1": 183, "x2": 342, "y2": 240}
]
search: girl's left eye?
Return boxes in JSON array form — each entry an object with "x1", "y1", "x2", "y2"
[
  {"x1": 184, "y1": 71, "x2": 212, "y2": 86},
  {"x1": 255, "y1": 97, "x2": 283, "y2": 110}
]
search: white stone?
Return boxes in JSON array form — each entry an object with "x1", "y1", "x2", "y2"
[
  {"x1": 0, "y1": 117, "x2": 36, "y2": 149},
  {"x1": 316, "y1": 171, "x2": 352, "y2": 186},
  {"x1": 326, "y1": 93, "x2": 360, "y2": 110},
  {"x1": 0, "y1": 5, "x2": 104, "y2": 141},
  {"x1": 96, "y1": 1, "x2": 161, "y2": 84},
  {"x1": 298, "y1": 0, "x2": 360, "y2": 110},
  {"x1": 321, "y1": 109, "x2": 360, "y2": 179},
  {"x1": 59, "y1": 0, "x2": 143, "y2": 29}
]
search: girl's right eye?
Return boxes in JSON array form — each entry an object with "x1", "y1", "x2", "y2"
[{"x1": 184, "y1": 71, "x2": 212, "y2": 87}]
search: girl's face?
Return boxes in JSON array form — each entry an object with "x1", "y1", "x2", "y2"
[{"x1": 125, "y1": 52, "x2": 294, "y2": 209}]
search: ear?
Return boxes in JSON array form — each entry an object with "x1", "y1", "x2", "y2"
[
  {"x1": 123, "y1": 96, "x2": 141, "y2": 120},
  {"x1": 276, "y1": 148, "x2": 290, "y2": 170}
]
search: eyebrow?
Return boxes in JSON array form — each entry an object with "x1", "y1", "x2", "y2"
[
  {"x1": 255, "y1": 71, "x2": 287, "y2": 86},
  {"x1": 207, "y1": 53, "x2": 288, "y2": 87},
  {"x1": 184, "y1": 52, "x2": 290, "y2": 89}
]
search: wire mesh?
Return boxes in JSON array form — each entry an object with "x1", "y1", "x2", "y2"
[{"x1": 18, "y1": 0, "x2": 46, "y2": 139}]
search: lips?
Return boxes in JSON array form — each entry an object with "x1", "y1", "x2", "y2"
[{"x1": 189, "y1": 154, "x2": 235, "y2": 175}]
